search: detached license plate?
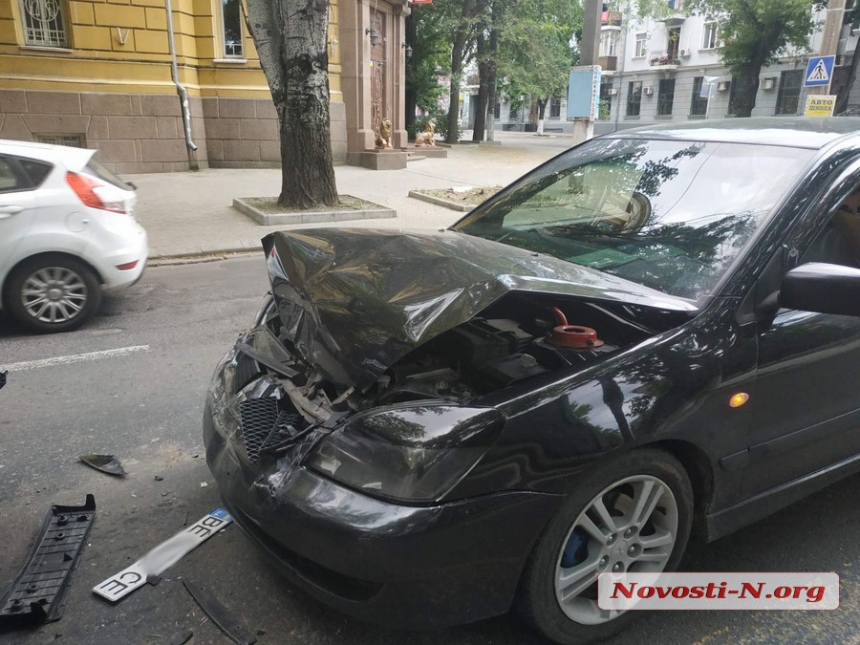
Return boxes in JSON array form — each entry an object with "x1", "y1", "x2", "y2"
[{"x1": 93, "y1": 508, "x2": 232, "y2": 603}]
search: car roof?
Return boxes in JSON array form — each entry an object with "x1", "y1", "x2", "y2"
[
  {"x1": 604, "y1": 117, "x2": 860, "y2": 150},
  {"x1": 0, "y1": 139, "x2": 95, "y2": 168}
]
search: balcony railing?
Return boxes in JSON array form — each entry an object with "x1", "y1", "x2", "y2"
[{"x1": 649, "y1": 54, "x2": 680, "y2": 68}]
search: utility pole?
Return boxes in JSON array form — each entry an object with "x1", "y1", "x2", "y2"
[
  {"x1": 809, "y1": 0, "x2": 846, "y2": 97},
  {"x1": 572, "y1": 0, "x2": 602, "y2": 144}
]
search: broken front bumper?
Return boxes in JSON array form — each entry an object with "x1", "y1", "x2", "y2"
[{"x1": 203, "y1": 397, "x2": 562, "y2": 629}]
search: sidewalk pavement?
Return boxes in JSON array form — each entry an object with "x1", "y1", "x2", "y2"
[{"x1": 131, "y1": 133, "x2": 571, "y2": 259}]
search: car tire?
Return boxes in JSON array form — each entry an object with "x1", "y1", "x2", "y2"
[
  {"x1": 4, "y1": 255, "x2": 101, "y2": 333},
  {"x1": 517, "y1": 449, "x2": 694, "y2": 645}
]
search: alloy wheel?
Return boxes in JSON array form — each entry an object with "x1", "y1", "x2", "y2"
[
  {"x1": 553, "y1": 475, "x2": 679, "y2": 625},
  {"x1": 20, "y1": 267, "x2": 89, "y2": 324}
]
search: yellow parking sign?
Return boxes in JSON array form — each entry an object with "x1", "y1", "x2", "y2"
[{"x1": 805, "y1": 95, "x2": 836, "y2": 117}]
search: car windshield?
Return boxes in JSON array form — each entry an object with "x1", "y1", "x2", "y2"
[{"x1": 454, "y1": 138, "x2": 814, "y2": 300}]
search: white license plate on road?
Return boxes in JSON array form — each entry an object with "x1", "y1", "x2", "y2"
[{"x1": 93, "y1": 507, "x2": 232, "y2": 603}]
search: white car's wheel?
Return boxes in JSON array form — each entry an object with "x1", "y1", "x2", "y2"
[{"x1": 4, "y1": 255, "x2": 101, "y2": 333}]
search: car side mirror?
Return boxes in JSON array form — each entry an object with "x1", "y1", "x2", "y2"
[{"x1": 781, "y1": 262, "x2": 860, "y2": 316}]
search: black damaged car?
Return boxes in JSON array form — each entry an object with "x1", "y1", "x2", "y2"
[{"x1": 204, "y1": 118, "x2": 860, "y2": 643}]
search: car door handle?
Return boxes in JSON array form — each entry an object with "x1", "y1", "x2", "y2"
[{"x1": 0, "y1": 205, "x2": 24, "y2": 218}]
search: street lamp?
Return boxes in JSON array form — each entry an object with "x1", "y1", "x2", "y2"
[
  {"x1": 403, "y1": 42, "x2": 413, "y2": 60},
  {"x1": 365, "y1": 27, "x2": 379, "y2": 47}
]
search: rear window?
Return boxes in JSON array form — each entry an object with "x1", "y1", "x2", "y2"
[{"x1": 85, "y1": 157, "x2": 131, "y2": 190}]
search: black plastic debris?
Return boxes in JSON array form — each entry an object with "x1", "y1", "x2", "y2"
[
  {"x1": 168, "y1": 630, "x2": 193, "y2": 645},
  {"x1": 154, "y1": 475, "x2": 164, "y2": 482},
  {"x1": 182, "y1": 579, "x2": 256, "y2": 645},
  {"x1": 0, "y1": 371, "x2": 7, "y2": 391},
  {"x1": 79, "y1": 455, "x2": 127, "y2": 477},
  {"x1": 0, "y1": 494, "x2": 96, "y2": 628}
]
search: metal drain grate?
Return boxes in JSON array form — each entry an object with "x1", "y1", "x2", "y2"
[{"x1": 238, "y1": 398, "x2": 279, "y2": 463}]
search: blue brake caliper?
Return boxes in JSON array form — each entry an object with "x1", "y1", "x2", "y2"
[{"x1": 561, "y1": 527, "x2": 589, "y2": 568}]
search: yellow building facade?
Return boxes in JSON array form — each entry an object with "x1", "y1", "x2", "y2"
[{"x1": 0, "y1": 0, "x2": 411, "y2": 172}]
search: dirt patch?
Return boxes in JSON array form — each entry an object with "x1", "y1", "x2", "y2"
[
  {"x1": 241, "y1": 196, "x2": 374, "y2": 214},
  {"x1": 416, "y1": 186, "x2": 502, "y2": 206}
]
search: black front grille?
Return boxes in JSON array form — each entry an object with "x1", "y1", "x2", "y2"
[{"x1": 238, "y1": 398, "x2": 279, "y2": 463}]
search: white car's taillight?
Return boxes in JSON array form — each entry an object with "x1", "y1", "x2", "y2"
[{"x1": 66, "y1": 172, "x2": 128, "y2": 214}]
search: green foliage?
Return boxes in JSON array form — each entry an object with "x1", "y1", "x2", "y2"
[
  {"x1": 685, "y1": 0, "x2": 822, "y2": 75},
  {"x1": 497, "y1": 0, "x2": 582, "y2": 106},
  {"x1": 405, "y1": 2, "x2": 453, "y2": 113},
  {"x1": 598, "y1": 99, "x2": 612, "y2": 120}
]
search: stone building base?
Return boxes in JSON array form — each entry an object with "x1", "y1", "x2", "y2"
[{"x1": 0, "y1": 89, "x2": 348, "y2": 173}]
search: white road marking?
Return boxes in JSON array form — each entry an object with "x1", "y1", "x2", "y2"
[{"x1": 0, "y1": 345, "x2": 151, "y2": 372}]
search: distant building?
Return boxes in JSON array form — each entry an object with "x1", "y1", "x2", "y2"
[
  {"x1": 492, "y1": 1, "x2": 860, "y2": 136},
  {"x1": 0, "y1": 0, "x2": 411, "y2": 171}
]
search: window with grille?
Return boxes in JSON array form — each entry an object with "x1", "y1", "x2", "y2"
[
  {"x1": 627, "y1": 81, "x2": 642, "y2": 117},
  {"x1": 35, "y1": 134, "x2": 86, "y2": 148},
  {"x1": 221, "y1": 0, "x2": 244, "y2": 58},
  {"x1": 690, "y1": 77, "x2": 709, "y2": 116},
  {"x1": 550, "y1": 98, "x2": 561, "y2": 118},
  {"x1": 775, "y1": 70, "x2": 803, "y2": 116},
  {"x1": 20, "y1": 0, "x2": 68, "y2": 48},
  {"x1": 657, "y1": 78, "x2": 675, "y2": 116}
]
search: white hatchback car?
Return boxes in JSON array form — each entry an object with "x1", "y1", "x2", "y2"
[{"x1": 0, "y1": 140, "x2": 148, "y2": 332}]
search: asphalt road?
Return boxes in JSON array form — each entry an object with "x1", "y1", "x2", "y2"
[{"x1": 1, "y1": 256, "x2": 859, "y2": 645}]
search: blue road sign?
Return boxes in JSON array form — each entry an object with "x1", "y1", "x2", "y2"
[{"x1": 805, "y1": 55, "x2": 836, "y2": 87}]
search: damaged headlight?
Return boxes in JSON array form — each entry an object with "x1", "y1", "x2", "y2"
[{"x1": 306, "y1": 405, "x2": 505, "y2": 502}]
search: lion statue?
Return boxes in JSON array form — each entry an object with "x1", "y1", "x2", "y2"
[
  {"x1": 375, "y1": 118, "x2": 393, "y2": 149},
  {"x1": 414, "y1": 120, "x2": 437, "y2": 147}
]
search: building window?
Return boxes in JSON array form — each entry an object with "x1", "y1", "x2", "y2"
[
  {"x1": 550, "y1": 98, "x2": 562, "y2": 118},
  {"x1": 600, "y1": 31, "x2": 619, "y2": 57},
  {"x1": 667, "y1": 0, "x2": 684, "y2": 9},
  {"x1": 690, "y1": 77, "x2": 710, "y2": 116},
  {"x1": 634, "y1": 32, "x2": 648, "y2": 58},
  {"x1": 494, "y1": 103, "x2": 501, "y2": 119},
  {"x1": 509, "y1": 104, "x2": 521, "y2": 120},
  {"x1": 727, "y1": 77, "x2": 740, "y2": 116},
  {"x1": 221, "y1": 0, "x2": 244, "y2": 58},
  {"x1": 702, "y1": 21, "x2": 721, "y2": 49},
  {"x1": 657, "y1": 78, "x2": 676, "y2": 116},
  {"x1": 35, "y1": 133, "x2": 85, "y2": 147},
  {"x1": 775, "y1": 70, "x2": 803, "y2": 115},
  {"x1": 20, "y1": 0, "x2": 68, "y2": 48},
  {"x1": 627, "y1": 81, "x2": 643, "y2": 116}
]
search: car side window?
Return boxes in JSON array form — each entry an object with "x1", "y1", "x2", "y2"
[
  {"x1": 799, "y1": 185, "x2": 860, "y2": 269},
  {"x1": 0, "y1": 157, "x2": 22, "y2": 193},
  {"x1": 19, "y1": 159, "x2": 52, "y2": 188}
]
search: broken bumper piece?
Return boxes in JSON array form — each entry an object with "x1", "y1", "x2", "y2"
[
  {"x1": 203, "y1": 400, "x2": 562, "y2": 630},
  {"x1": 0, "y1": 494, "x2": 96, "y2": 627}
]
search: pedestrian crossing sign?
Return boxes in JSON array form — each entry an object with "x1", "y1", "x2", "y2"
[{"x1": 805, "y1": 56, "x2": 835, "y2": 87}]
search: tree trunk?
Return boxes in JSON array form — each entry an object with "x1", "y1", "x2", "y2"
[
  {"x1": 447, "y1": 0, "x2": 476, "y2": 144},
  {"x1": 472, "y1": 1, "x2": 489, "y2": 142},
  {"x1": 485, "y1": 3, "x2": 501, "y2": 143},
  {"x1": 536, "y1": 99, "x2": 547, "y2": 135},
  {"x1": 405, "y1": 10, "x2": 417, "y2": 136},
  {"x1": 245, "y1": 0, "x2": 338, "y2": 209},
  {"x1": 733, "y1": 66, "x2": 763, "y2": 118}
]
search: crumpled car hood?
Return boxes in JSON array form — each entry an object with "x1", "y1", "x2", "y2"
[{"x1": 262, "y1": 229, "x2": 696, "y2": 390}]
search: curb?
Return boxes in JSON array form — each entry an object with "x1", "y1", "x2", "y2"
[
  {"x1": 408, "y1": 190, "x2": 474, "y2": 212},
  {"x1": 233, "y1": 196, "x2": 397, "y2": 226}
]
